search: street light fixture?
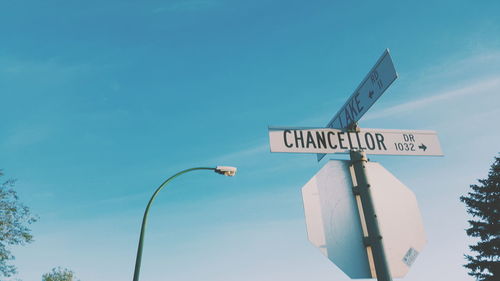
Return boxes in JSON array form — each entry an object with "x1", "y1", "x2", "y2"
[
  {"x1": 215, "y1": 166, "x2": 238, "y2": 176},
  {"x1": 132, "y1": 166, "x2": 237, "y2": 281}
]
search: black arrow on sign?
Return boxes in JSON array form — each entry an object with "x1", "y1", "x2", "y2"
[
  {"x1": 418, "y1": 144, "x2": 427, "y2": 151},
  {"x1": 368, "y1": 90, "x2": 374, "y2": 99}
]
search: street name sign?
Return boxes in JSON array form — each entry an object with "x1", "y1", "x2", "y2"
[
  {"x1": 269, "y1": 127, "x2": 443, "y2": 156},
  {"x1": 318, "y1": 49, "x2": 397, "y2": 161},
  {"x1": 326, "y1": 49, "x2": 397, "y2": 129},
  {"x1": 302, "y1": 160, "x2": 426, "y2": 279}
]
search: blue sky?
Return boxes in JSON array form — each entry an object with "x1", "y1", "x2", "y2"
[{"x1": 1, "y1": 1, "x2": 499, "y2": 280}]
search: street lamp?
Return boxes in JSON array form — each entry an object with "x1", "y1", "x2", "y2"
[{"x1": 132, "y1": 166, "x2": 237, "y2": 281}]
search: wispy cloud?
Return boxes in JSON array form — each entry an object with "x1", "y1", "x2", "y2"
[
  {"x1": 365, "y1": 75, "x2": 500, "y2": 120},
  {"x1": 2, "y1": 124, "x2": 53, "y2": 150},
  {"x1": 0, "y1": 56, "x2": 92, "y2": 77},
  {"x1": 153, "y1": 0, "x2": 220, "y2": 13},
  {"x1": 417, "y1": 49, "x2": 500, "y2": 82},
  {"x1": 211, "y1": 143, "x2": 269, "y2": 163}
]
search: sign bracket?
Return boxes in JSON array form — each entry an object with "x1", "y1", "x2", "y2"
[
  {"x1": 363, "y1": 236, "x2": 374, "y2": 247},
  {"x1": 352, "y1": 186, "x2": 361, "y2": 195}
]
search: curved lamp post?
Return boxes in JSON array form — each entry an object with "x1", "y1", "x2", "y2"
[{"x1": 132, "y1": 166, "x2": 237, "y2": 281}]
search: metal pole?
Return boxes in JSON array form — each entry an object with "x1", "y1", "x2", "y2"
[
  {"x1": 132, "y1": 167, "x2": 216, "y2": 281},
  {"x1": 350, "y1": 150, "x2": 392, "y2": 281}
]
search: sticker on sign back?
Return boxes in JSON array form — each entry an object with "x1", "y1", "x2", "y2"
[{"x1": 402, "y1": 247, "x2": 419, "y2": 267}]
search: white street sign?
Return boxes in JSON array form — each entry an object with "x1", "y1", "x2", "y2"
[
  {"x1": 269, "y1": 127, "x2": 443, "y2": 156},
  {"x1": 317, "y1": 49, "x2": 397, "y2": 161},
  {"x1": 302, "y1": 160, "x2": 427, "y2": 279}
]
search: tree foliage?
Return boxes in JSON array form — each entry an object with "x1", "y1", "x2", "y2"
[
  {"x1": 460, "y1": 156, "x2": 500, "y2": 280},
  {"x1": 0, "y1": 170, "x2": 37, "y2": 278},
  {"x1": 42, "y1": 267, "x2": 79, "y2": 281}
]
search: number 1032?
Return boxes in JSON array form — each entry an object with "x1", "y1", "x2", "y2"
[{"x1": 394, "y1": 142, "x2": 415, "y2": 151}]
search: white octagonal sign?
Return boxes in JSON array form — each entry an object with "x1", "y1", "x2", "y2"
[{"x1": 302, "y1": 160, "x2": 426, "y2": 278}]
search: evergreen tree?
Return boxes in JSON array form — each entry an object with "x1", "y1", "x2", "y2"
[{"x1": 460, "y1": 156, "x2": 500, "y2": 280}]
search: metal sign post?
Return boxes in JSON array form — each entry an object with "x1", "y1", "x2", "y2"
[{"x1": 350, "y1": 150, "x2": 392, "y2": 281}]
